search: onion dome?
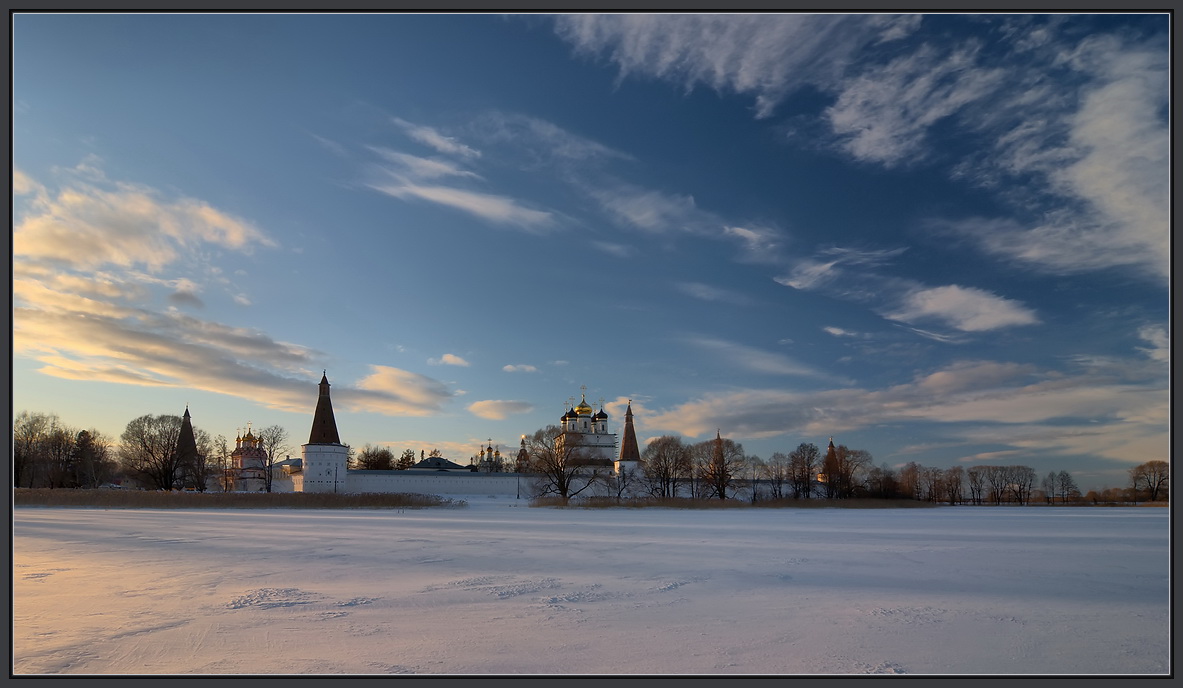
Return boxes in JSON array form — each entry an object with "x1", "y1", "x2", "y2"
[
  {"x1": 595, "y1": 407, "x2": 608, "y2": 420},
  {"x1": 574, "y1": 395, "x2": 594, "y2": 416}
]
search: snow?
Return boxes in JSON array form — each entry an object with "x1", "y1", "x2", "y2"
[{"x1": 12, "y1": 498, "x2": 1171, "y2": 676}]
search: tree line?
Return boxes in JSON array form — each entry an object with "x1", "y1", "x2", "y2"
[
  {"x1": 349, "y1": 446, "x2": 442, "y2": 471},
  {"x1": 13, "y1": 410, "x2": 291, "y2": 492},
  {"x1": 13, "y1": 410, "x2": 1167, "y2": 504},
  {"x1": 517, "y1": 425, "x2": 1168, "y2": 505}
]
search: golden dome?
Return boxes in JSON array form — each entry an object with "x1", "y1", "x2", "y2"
[{"x1": 574, "y1": 395, "x2": 594, "y2": 416}]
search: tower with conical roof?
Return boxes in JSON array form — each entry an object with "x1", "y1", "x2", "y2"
[
  {"x1": 614, "y1": 400, "x2": 642, "y2": 479},
  {"x1": 300, "y1": 372, "x2": 349, "y2": 493},
  {"x1": 174, "y1": 406, "x2": 200, "y2": 490}
]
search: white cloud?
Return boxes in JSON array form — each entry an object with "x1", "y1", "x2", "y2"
[
  {"x1": 724, "y1": 225, "x2": 784, "y2": 263},
  {"x1": 552, "y1": 14, "x2": 918, "y2": 118},
  {"x1": 11, "y1": 167, "x2": 456, "y2": 421},
  {"x1": 776, "y1": 247, "x2": 905, "y2": 291},
  {"x1": 951, "y1": 41, "x2": 1164, "y2": 283},
  {"x1": 644, "y1": 357, "x2": 1166, "y2": 466},
  {"x1": 472, "y1": 111, "x2": 633, "y2": 163},
  {"x1": 368, "y1": 147, "x2": 481, "y2": 180},
  {"x1": 429, "y1": 353, "x2": 470, "y2": 367},
  {"x1": 14, "y1": 172, "x2": 275, "y2": 273},
  {"x1": 825, "y1": 43, "x2": 1005, "y2": 166},
  {"x1": 392, "y1": 117, "x2": 481, "y2": 158},
  {"x1": 883, "y1": 285, "x2": 1039, "y2": 332},
  {"x1": 368, "y1": 179, "x2": 554, "y2": 231},
  {"x1": 590, "y1": 241, "x2": 634, "y2": 258},
  {"x1": 1136, "y1": 325, "x2": 1169, "y2": 363},
  {"x1": 822, "y1": 326, "x2": 861, "y2": 338},
  {"x1": 675, "y1": 282, "x2": 751, "y2": 306},
  {"x1": 687, "y1": 338, "x2": 832, "y2": 380},
  {"x1": 467, "y1": 399, "x2": 535, "y2": 420},
  {"x1": 502, "y1": 364, "x2": 538, "y2": 373},
  {"x1": 351, "y1": 365, "x2": 455, "y2": 416},
  {"x1": 591, "y1": 185, "x2": 707, "y2": 233}
]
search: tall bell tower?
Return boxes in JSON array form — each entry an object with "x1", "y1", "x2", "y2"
[{"x1": 300, "y1": 372, "x2": 348, "y2": 493}]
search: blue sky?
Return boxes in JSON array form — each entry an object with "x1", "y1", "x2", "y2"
[{"x1": 13, "y1": 13, "x2": 1168, "y2": 491}]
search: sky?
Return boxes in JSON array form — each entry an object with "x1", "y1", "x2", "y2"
[{"x1": 12, "y1": 13, "x2": 1170, "y2": 492}]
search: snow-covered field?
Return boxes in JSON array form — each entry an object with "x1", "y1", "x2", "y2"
[{"x1": 12, "y1": 498, "x2": 1171, "y2": 676}]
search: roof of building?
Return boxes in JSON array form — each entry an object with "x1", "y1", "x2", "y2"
[
  {"x1": 412, "y1": 456, "x2": 468, "y2": 471},
  {"x1": 174, "y1": 406, "x2": 199, "y2": 464},
  {"x1": 308, "y1": 372, "x2": 341, "y2": 445},
  {"x1": 618, "y1": 400, "x2": 641, "y2": 462}
]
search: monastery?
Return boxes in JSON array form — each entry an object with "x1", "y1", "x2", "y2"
[{"x1": 256, "y1": 373, "x2": 643, "y2": 498}]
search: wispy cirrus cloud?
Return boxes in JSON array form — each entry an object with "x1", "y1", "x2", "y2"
[
  {"x1": 675, "y1": 282, "x2": 752, "y2": 307},
  {"x1": 368, "y1": 146, "x2": 481, "y2": 180},
  {"x1": 775, "y1": 246, "x2": 906, "y2": 291},
  {"x1": 724, "y1": 225, "x2": 785, "y2": 263},
  {"x1": 554, "y1": 15, "x2": 1166, "y2": 285},
  {"x1": 687, "y1": 337, "x2": 835, "y2": 381},
  {"x1": 939, "y1": 38, "x2": 1168, "y2": 283},
  {"x1": 392, "y1": 117, "x2": 481, "y2": 158},
  {"x1": 367, "y1": 118, "x2": 556, "y2": 231},
  {"x1": 368, "y1": 175, "x2": 555, "y2": 231},
  {"x1": 825, "y1": 42, "x2": 1006, "y2": 167},
  {"x1": 552, "y1": 14, "x2": 920, "y2": 118},
  {"x1": 467, "y1": 399, "x2": 535, "y2": 420},
  {"x1": 468, "y1": 111, "x2": 633, "y2": 165},
  {"x1": 590, "y1": 184, "x2": 709, "y2": 234}
]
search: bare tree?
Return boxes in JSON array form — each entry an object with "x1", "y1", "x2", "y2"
[
  {"x1": 788, "y1": 442, "x2": 820, "y2": 499},
  {"x1": 525, "y1": 425, "x2": 598, "y2": 500},
  {"x1": 763, "y1": 452, "x2": 791, "y2": 500},
  {"x1": 1056, "y1": 470, "x2": 1081, "y2": 504},
  {"x1": 602, "y1": 461, "x2": 641, "y2": 501},
  {"x1": 210, "y1": 434, "x2": 233, "y2": 492},
  {"x1": 694, "y1": 433, "x2": 744, "y2": 500},
  {"x1": 119, "y1": 414, "x2": 184, "y2": 490},
  {"x1": 184, "y1": 427, "x2": 218, "y2": 492},
  {"x1": 255, "y1": 425, "x2": 292, "y2": 492},
  {"x1": 1041, "y1": 471, "x2": 1057, "y2": 504},
  {"x1": 13, "y1": 411, "x2": 53, "y2": 488},
  {"x1": 1129, "y1": 460, "x2": 1169, "y2": 502},
  {"x1": 42, "y1": 419, "x2": 78, "y2": 489},
  {"x1": 641, "y1": 435, "x2": 690, "y2": 498},
  {"x1": 865, "y1": 462, "x2": 898, "y2": 499},
  {"x1": 821, "y1": 445, "x2": 871, "y2": 499},
  {"x1": 1008, "y1": 465, "x2": 1036, "y2": 505},
  {"x1": 982, "y1": 466, "x2": 1009, "y2": 504},
  {"x1": 897, "y1": 462, "x2": 922, "y2": 501},
  {"x1": 967, "y1": 466, "x2": 985, "y2": 505},
  {"x1": 943, "y1": 465, "x2": 964, "y2": 505},
  {"x1": 920, "y1": 465, "x2": 944, "y2": 502}
]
